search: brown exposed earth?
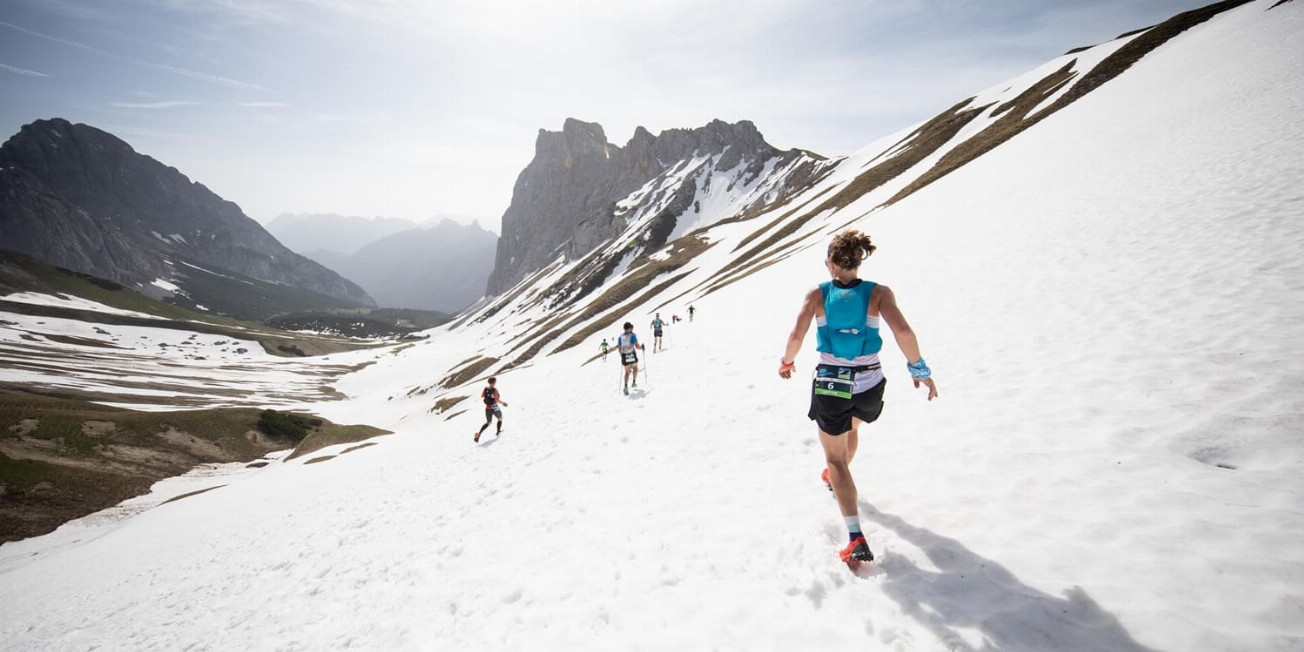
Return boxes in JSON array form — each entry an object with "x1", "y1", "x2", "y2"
[{"x1": 0, "y1": 391, "x2": 388, "y2": 543}]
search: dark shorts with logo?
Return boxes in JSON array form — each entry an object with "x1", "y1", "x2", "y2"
[
  {"x1": 621, "y1": 351, "x2": 638, "y2": 366},
  {"x1": 809, "y1": 376, "x2": 886, "y2": 435},
  {"x1": 484, "y1": 406, "x2": 502, "y2": 421}
]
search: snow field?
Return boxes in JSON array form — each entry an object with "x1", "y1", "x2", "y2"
[{"x1": 2, "y1": 2, "x2": 1303, "y2": 650}]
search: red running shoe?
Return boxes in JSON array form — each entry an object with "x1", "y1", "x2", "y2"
[
  {"x1": 821, "y1": 467, "x2": 832, "y2": 492},
  {"x1": 840, "y1": 536, "x2": 874, "y2": 563}
]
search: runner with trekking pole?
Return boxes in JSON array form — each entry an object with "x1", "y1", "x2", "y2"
[{"x1": 617, "y1": 322, "x2": 644, "y2": 395}]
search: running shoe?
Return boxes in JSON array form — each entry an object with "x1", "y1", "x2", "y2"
[
  {"x1": 840, "y1": 536, "x2": 874, "y2": 563},
  {"x1": 839, "y1": 537, "x2": 871, "y2": 563}
]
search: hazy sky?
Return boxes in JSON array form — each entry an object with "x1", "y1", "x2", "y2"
[{"x1": 1, "y1": 0, "x2": 1213, "y2": 233}]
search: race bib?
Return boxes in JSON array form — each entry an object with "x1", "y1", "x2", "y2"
[
  {"x1": 813, "y1": 365, "x2": 855, "y2": 399},
  {"x1": 622, "y1": 352, "x2": 638, "y2": 365}
]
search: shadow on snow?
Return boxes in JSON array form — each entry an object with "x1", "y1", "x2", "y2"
[{"x1": 862, "y1": 503, "x2": 1161, "y2": 652}]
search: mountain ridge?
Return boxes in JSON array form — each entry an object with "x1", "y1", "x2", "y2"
[
  {"x1": 0, "y1": 119, "x2": 376, "y2": 320},
  {"x1": 484, "y1": 117, "x2": 827, "y2": 296}
]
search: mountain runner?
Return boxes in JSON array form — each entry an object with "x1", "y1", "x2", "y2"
[
  {"x1": 617, "y1": 322, "x2": 645, "y2": 395},
  {"x1": 688, "y1": 305, "x2": 695, "y2": 322},
  {"x1": 475, "y1": 377, "x2": 508, "y2": 442},
  {"x1": 601, "y1": 338, "x2": 610, "y2": 361},
  {"x1": 650, "y1": 314, "x2": 666, "y2": 352},
  {"x1": 778, "y1": 229, "x2": 939, "y2": 566}
]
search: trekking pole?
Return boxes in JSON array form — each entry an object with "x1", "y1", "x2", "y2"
[{"x1": 642, "y1": 347, "x2": 649, "y2": 386}]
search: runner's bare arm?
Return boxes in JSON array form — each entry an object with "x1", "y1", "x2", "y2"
[
  {"x1": 780, "y1": 287, "x2": 821, "y2": 378},
  {"x1": 876, "y1": 285, "x2": 938, "y2": 400}
]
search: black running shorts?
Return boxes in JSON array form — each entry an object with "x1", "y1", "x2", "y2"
[{"x1": 808, "y1": 377, "x2": 886, "y2": 435}]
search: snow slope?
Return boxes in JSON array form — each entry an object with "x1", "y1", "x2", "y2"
[
  {"x1": 2, "y1": 2, "x2": 1302, "y2": 650},
  {"x1": 0, "y1": 293, "x2": 357, "y2": 410}
]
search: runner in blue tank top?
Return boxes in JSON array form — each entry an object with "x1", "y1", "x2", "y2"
[
  {"x1": 778, "y1": 229, "x2": 939, "y2": 565},
  {"x1": 617, "y1": 322, "x2": 645, "y2": 395}
]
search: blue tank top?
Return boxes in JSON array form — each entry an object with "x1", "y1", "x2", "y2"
[{"x1": 816, "y1": 279, "x2": 882, "y2": 360}]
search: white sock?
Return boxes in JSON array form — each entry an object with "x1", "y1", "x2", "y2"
[{"x1": 844, "y1": 515, "x2": 862, "y2": 537}]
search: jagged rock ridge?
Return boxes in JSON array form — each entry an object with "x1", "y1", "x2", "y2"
[{"x1": 485, "y1": 118, "x2": 828, "y2": 296}]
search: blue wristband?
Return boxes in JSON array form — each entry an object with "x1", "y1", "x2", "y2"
[{"x1": 907, "y1": 358, "x2": 931, "y2": 380}]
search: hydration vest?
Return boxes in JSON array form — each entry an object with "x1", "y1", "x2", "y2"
[
  {"x1": 816, "y1": 279, "x2": 882, "y2": 360},
  {"x1": 618, "y1": 332, "x2": 638, "y2": 353}
]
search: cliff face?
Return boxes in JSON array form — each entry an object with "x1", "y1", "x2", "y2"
[
  {"x1": 0, "y1": 118, "x2": 375, "y2": 314},
  {"x1": 485, "y1": 118, "x2": 817, "y2": 296}
]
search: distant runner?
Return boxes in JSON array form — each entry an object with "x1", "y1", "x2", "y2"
[
  {"x1": 778, "y1": 229, "x2": 938, "y2": 566},
  {"x1": 475, "y1": 377, "x2": 508, "y2": 442},
  {"x1": 650, "y1": 314, "x2": 666, "y2": 352},
  {"x1": 688, "y1": 305, "x2": 696, "y2": 322},
  {"x1": 617, "y1": 322, "x2": 645, "y2": 395},
  {"x1": 601, "y1": 338, "x2": 610, "y2": 361}
]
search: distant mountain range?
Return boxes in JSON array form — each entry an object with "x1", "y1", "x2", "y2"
[
  {"x1": 267, "y1": 213, "x2": 429, "y2": 257},
  {"x1": 0, "y1": 119, "x2": 375, "y2": 320},
  {"x1": 290, "y1": 219, "x2": 498, "y2": 313},
  {"x1": 267, "y1": 213, "x2": 496, "y2": 313}
]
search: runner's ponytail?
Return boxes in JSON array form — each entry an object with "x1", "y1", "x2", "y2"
[{"x1": 828, "y1": 230, "x2": 876, "y2": 270}]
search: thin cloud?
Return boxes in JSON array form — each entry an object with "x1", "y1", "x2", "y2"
[
  {"x1": 0, "y1": 19, "x2": 266, "y2": 92},
  {"x1": 145, "y1": 62, "x2": 265, "y2": 92},
  {"x1": 0, "y1": 19, "x2": 98, "y2": 52},
  {"x1": 110, "y1": 100, "x2": 200, "y2": 110},
  {"x1": 238, "y1": 102, "x2": 287, "y2": 108},
  {"x1": 0, "y1": 62, "x2": 50, "y2": 77}
]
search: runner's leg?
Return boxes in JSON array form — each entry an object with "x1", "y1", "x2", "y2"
[{"x1": 819, "y1": 427, "x2": 857, "y2": 518}]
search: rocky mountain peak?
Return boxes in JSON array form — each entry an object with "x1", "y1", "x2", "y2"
[{"x1": 484, "y1": 117, "x2": 812, "y2": 296}]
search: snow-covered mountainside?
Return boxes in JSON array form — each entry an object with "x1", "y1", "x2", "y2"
[
  {"x1": 2, "y1": 1, "x2": 1302, "y2": 650},
  {"x1": 484, "y1": 118, "x2": 827, "y2": 296}
]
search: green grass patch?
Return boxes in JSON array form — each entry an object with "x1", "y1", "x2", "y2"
[
  {"x1": 0, "y1": 451, "x2": 152, "y2": 542},
  {"x1": 0, "y1": 394, "x2": 294, "y2": 460},
  {"x1": 0, "y1": 451, "x2": 118, "y2": 494},
  {"x1": 286, "y1": 423, "x2": 392, "y2": 461},
  {"x1": 256, "y1": 410, "x2": 321, "y2": 442},
  {"x1": 439, "y1": 357, "x2": 499, "y2": 389},
  {"x1": 431, "y1": 395, "x2": 468, "y2": 415},
  {"x1": 160, "y1": 485, "x2": 226, "y2": 505},
  {"x1": 0, "y1": 392, "x2": 392, "y2": 541}
]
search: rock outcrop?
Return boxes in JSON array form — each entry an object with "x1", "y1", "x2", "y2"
[{"x1": 485, "y1": 118, "x2": 822, "y2": 296}]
